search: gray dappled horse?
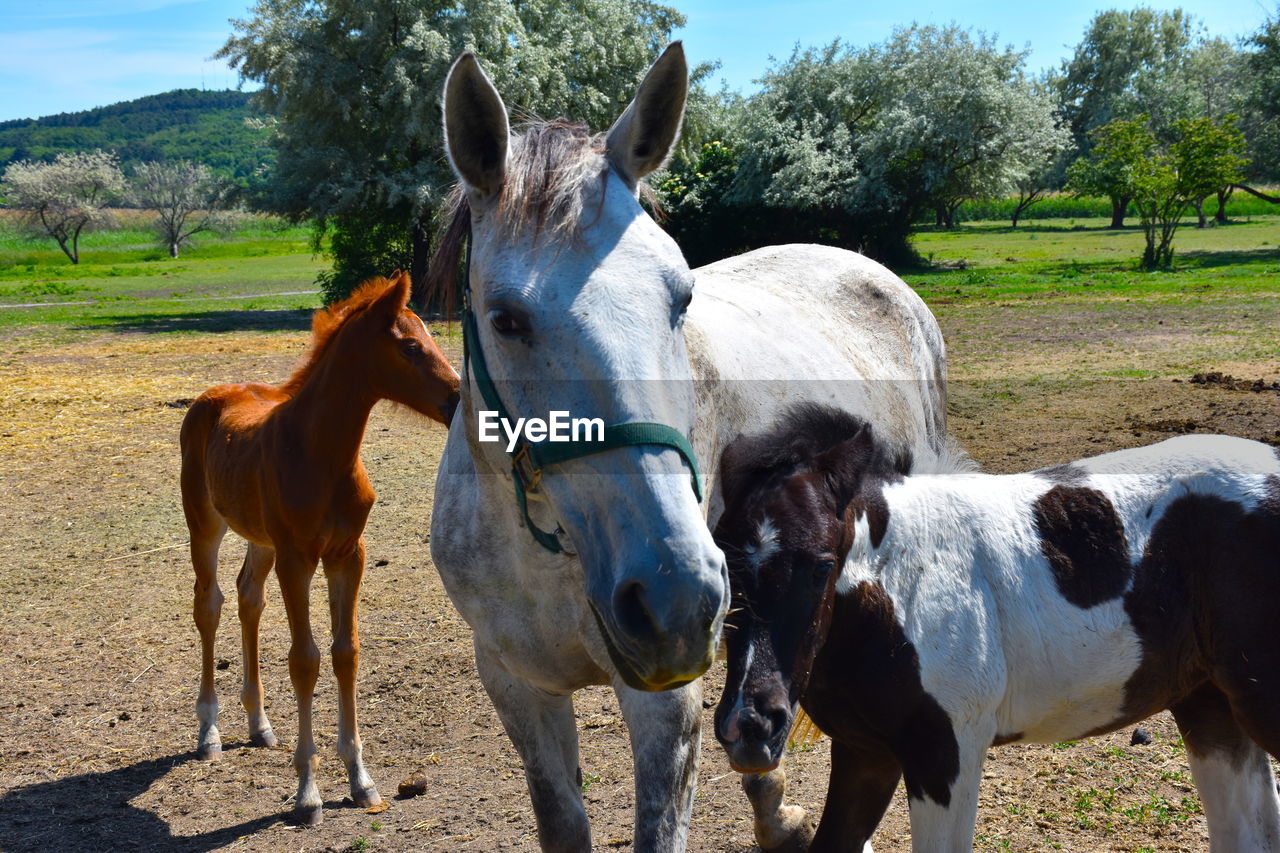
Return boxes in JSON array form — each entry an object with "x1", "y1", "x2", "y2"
[{"x1": 428, "y1": 43, "x2": 949, "y2": 851}]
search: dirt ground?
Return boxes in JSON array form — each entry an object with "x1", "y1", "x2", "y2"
[{"x1": 0, "y1": 294, "x2": 1277, "y2": 853}]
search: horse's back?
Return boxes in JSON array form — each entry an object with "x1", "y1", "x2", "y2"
[
  {"x1": 686, "y1": 244, "x2": 947, "y2": 486},
  {"x1": 690, "y1": 244, "x2": 941, "y2": 380}
]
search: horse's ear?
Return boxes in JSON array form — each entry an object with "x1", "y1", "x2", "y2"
[
  {"x1": 443, "y1": 52, "x2": 509, "y2": 201},
  {"x1": 716, "y1": 433, "x2": 751, "y2": 509},
  {"x1": 606, "y1": 42, "x2": 688, "y2": 186},
  {"x1": 814, "y1": 427, "x2": 875, "y2": 511},
  {"x1": 372, "y1": 272, "x2": 412, "y2": 320}
]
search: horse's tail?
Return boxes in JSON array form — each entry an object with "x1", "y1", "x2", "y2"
[{"x1": 788, "y1": 708, "x2": 824, "y2": 747}]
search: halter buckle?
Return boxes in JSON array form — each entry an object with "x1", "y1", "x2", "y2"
[{"x1": 511, "y1": 444, "x2": 543, "y2": 493}]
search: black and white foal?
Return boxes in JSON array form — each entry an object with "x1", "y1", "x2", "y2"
[{"x1": 713, "y1": 403, "x2": 1280, "y2": 852}]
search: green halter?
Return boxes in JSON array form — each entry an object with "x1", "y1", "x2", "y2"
[{"x1": 459, "y1": 240, "x2": 703, "y2": 554}]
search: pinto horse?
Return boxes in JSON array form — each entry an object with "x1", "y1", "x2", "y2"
[
  {"x1": 180, "y1": 272, "x2": 459, "y2": 825},
  {"x1": 714, "y1": 403, "x2": 1280, "y2": 852},
  {"x1": 428, "y1": 45, "x2": 948, "y2": 851}
]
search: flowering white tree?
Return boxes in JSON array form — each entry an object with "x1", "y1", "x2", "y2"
[
  {"x1": 132, "y1": 160, "x2": 232, "y2": 258},
  {"x1": 217, "y1": 0, "x2": 694, "y2": 302},
  {"x1": 729, "y1": 25, "x2": 1068, "y2": 258},
  {"x1": 1, "y1": 151, "x2": 125, "y2": 264}
]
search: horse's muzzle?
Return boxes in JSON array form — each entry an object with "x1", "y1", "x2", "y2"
[{"x1": 589, "y1": 554, "x2": 727, "y2": 691}]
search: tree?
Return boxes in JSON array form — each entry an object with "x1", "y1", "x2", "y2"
[
  {"x1": 1055, "y1": 8, "x2": 1197, "y2": 226},
  {"x1": 132, "y1": 160, "x2": 233, "y2": 258},
  {"x1": 1240, "y1": 13, "x2": 1280, "y2": 190},
  {"x1": 0, "y1": 150, "x2": 124, "y2": 264},
  {"x1": 218, "y1": 0, "x2": 691, "y2": 303},
  {"x1": 1069, "y1": 115, "x2": 1246, "y2": 269},
  {"x1": 724, "y1": 25, "x2": 1066, "y2": 260},
  {"x1": 1173, "y1": 115, "x2": 1247, "y2": 227}
]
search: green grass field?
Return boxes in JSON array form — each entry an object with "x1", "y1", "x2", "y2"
[
  {"x1": 906, "y1": 216, "x2": 1280, "y2": 304},
  {"x1": 0, "y1": 212, "x2": 326, "y2": 330},
  {"x1": 0, "y1": 210, "x2": 1276, "y2": 333}
]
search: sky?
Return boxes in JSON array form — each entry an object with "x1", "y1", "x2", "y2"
[{"x1": 0, "y1": 0, "x2": 1274, "y2": 123}]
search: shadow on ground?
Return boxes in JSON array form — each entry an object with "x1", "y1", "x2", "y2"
[
  {"x1": 0, "y1": 751, "x2": 281, "y2": 852},
  {"x1": 75, "y1": 309, "x2": 315, "y2": 335}
]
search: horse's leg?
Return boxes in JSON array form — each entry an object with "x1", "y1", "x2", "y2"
[
  {"x1": 1172, "y1": 682, "x2": 1280, "y2": 852},
  {"x1": 189, "y1": 517, "x2": 227, "y2": 760},
  {"x1": 323, "y1": 542, "x2": 382, "y2": 809},
  {"x1": 614, "y1": 677, "x2": 701, "y2": 853},
  {"x1": 901, "y1": 718, "x2": 992, "y2": 853},
  {"x1": 236, "y1": 541, "x2": 277, "y2": 748},
  {"x1": 474, "y1": 642, "x2": 589, "y2": 852},
  {"x1": 275, "y1": 549, "x2": 324, "y2": 825},
  {"x1": 741, "y1": 766, "x2": 815, "y2": 853},
  {"x1": 810, "y1": 739, "x2": 901, "y2": 853}
]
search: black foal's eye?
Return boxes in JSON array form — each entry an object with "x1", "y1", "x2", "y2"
[{"x1": 489, "y1": 308, "x2": 530, "y2": 338}]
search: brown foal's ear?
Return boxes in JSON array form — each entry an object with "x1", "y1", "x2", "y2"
[
  {"x1": 606, "y1": 42, "x2": 688, "y2": 186},
  {"x1": 443, "y1": 52, "x2": 509, "y2": 201},
  {"x1": 371, "y1": 272, "x2": 412, "y2": 321},
  {"x1": 814, "y1": 426, "x2": 875, "y2": 511}
]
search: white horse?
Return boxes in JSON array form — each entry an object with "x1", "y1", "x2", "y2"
[
  {"x1": 714, "y1": 407, "x2": 1280, "y2": 852},
  {"x1": 428, "y1": 43, "x2": 948, "y2": 851}
]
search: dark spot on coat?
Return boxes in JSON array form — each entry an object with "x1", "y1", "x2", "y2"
[
  {"x1": 805, "y1": 581, "x2": 960, "y2": 808},
  {"x1": 1033, "y1": 485, "x2": 1131, "y2": 609},
  {"x1": 1117, "y1": 486, "x2": 1280, "y2": 742},
  {"x1": 1035, "y1": 463, "x2": 1088, "y2": 485}
]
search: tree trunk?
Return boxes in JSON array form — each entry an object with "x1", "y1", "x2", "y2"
[
  {"x1": 1192, "y1": 198, "x2": 1206, "y2": 229},
  {"x1": 1215, "y1": 187, "x2": 1231, "y2": 224},
  {"x1": 1109, "y1": 196, "x2": 1128, "y2": 228},
  {"x1": 934, "y1": 205, "x2": 945, "y2": 227},
  {"x1": 410, "y1": 216, "x2": 432, "y2": 310},
  {"x1": 169, "y1": 242, "x2": 180, "y2": 258}
]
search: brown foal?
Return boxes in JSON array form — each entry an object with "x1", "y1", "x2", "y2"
[{"x1": 179, "y1": 272, "x2": 460, "y2": 824}]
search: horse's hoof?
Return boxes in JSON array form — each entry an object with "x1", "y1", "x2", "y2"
[
  {"x1": 289, "y1": 804, "x2": 323, "y2": 826},
  {"x1": 757, "y1": 817, "x2": 815, "y2": 853},
  {"x1": 196, "y1": 744, "x2": 222, "y2": 761},
  {"x1": 352, "y1": 786, "x2": 383, "y2": 809},
  {"x1": 250, "y1": 728, "x2": 279, "y2": 748}
]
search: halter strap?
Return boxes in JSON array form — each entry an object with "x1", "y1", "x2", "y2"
[{"x1": 459, "y1": 240, "x2": 703, "y2": 554}]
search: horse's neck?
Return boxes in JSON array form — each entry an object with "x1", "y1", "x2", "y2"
[
  {"x1": 280, "y1": 352, "x2": 379, "y2": 473},
  {"x1": 849, "y1": 472, "x2": 993, "y2": 575}
]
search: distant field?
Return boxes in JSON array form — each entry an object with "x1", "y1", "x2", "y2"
[
  {"x1": 907, "y1": 215, "x2": 1280, "y2": 304},
  {"x1": 0, "y1": 211, "x2": 325, "y2": 330}
]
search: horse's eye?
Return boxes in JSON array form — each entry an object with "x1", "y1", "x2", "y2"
[
  {"x1": 814, "y1": 558, "x2": 836, "y2": 580},
  {"x1": 402, "y1": 339, "x2": 423, "y2": 357},
  {"x1": 489, "y1": 309, "x2": 530, "y2": 337},
  {"x1": 675, "y1": 290, "x2": 693, "y2": 321}
]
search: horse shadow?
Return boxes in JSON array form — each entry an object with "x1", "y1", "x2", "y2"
[
  {"x1": 0, "y1": 750, "x2": 280, "y2": 852},
  {"x1": 73, "y1": 308, "x2": 315, "y2": 335}
]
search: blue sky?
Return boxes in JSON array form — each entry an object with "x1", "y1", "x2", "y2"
[{"x1": 0, "y1": 0, "x2": 1273, "y2": 123}]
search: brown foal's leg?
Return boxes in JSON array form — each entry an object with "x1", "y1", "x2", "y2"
[
  {"x1": 188, "y1": 515, "x2": 228, "y2": 761},
  {"x1": 237, "y1": 541, "x2": 278, "y2": 748},
  {"x1": 324, "y1": 540, "x2": 383, "y2": 809},
  {"x1": 276, "y1": 550, "x2": 324, "y2": 824}
]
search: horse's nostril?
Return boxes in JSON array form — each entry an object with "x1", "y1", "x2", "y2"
[
  {"x1": 766, "y1": 706, "x2": 790, "y2": 742},
  {"x1": 614, "y1": 580, "x2": 662, "y2": 645},
  {"x1": 737, "y1": 707, "x2": 771, "y2": 743}
]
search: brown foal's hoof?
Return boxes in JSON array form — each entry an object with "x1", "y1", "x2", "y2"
[
  {"x1": 249, "y1": 728, "x2": 279, "y2": 748},
  {"x1": 289, "y1": 804, "x2": 323, "y2": 826}
]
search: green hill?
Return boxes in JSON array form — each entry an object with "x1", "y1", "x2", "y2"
[{"x1": 0, "y1": 90, "x2": 274, "y2": 185}]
